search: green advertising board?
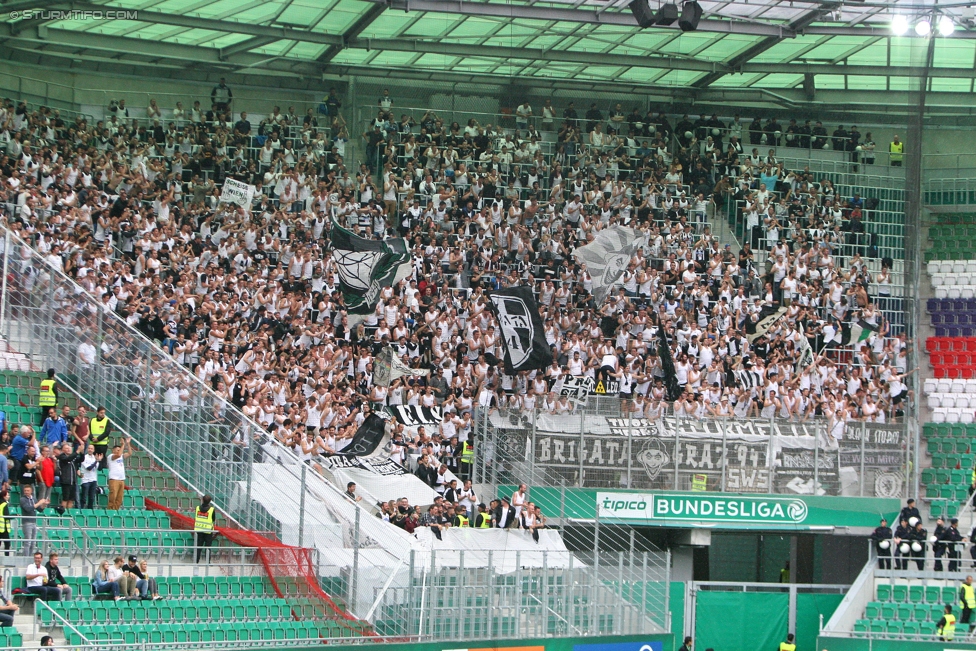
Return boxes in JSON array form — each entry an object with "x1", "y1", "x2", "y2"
[
  {"x1": 309, "y1": 634, "x2": 674, "y2": 651},
  {"x1": 499, "y1": 486, "x2": 900, "y2": 530}
]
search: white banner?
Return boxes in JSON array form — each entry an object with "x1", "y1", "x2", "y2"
[{"x1": 219, "y1": 178, "x2": 255, "y2": 211}]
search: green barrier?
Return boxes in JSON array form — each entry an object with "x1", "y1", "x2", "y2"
[
  {"x1": 695, "y1": 591, "x2": 788, "y2": 651},
  {"x1": 818, "y1": 635, "x2": 976, "y2": 650},
  {"x1": 316, "y1": 634, "x2": 675, "y2": 651},
  {"x1": 796, "y1": 592, "x2": 844, "y2": 649}
]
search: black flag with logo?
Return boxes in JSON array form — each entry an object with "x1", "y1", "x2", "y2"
[
  {"x1": 488, "y1": 286, "x2": 553, "y2": 374},
  {"x1": 335, "y1": 413, "x2": 388, "y2": 457},
  {"x1": 657, "y1": 324, "x2": 682, "y2": 402}
]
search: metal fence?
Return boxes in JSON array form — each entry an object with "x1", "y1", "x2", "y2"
[{"x1": 475, "y1": 407, "x2": 916, "y2": 501}]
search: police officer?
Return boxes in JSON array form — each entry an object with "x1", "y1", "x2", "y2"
[
  {"x1": 938, "y1": 604, "x2": 957, "y2": 641},
  {"x1": 943, "y1": 518, "x2": 967, "y2": 572},
  {"x1": 960, "y1": 576, "x2": 976, "y2": 633},
  {"x1": 38, "y1": 369, "x2": 57, "y2": 427},
  {"x1": 910, "y1": 521, "x2": 927, "y2": 570},
  {"x1": 89, "y1": 406, "x2": 113, "y2": 470},
  {"x1": 893, "y1": 517, "x2": 912, "y2": 570},
  {"x1": 900, "y1": 498, "x2": 921, "y2": 525},
  {"x1": 933, "y1": 517, "x2": 948, "y2": 571},
  {"x1": 194, "y1": 495, "x2": 216, "y2": 564},
  {"x1": 778, "y1": 633, "x2": 796, "y2": 651},
  {"x1": 870, "y1": 517, "x2": 893, "y2": 569}
]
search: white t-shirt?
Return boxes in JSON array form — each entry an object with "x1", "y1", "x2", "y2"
[
  {"x1": 108, "y1": 453, "x2": 126, "y2": 481},
  {"x1": 25, "y1": 563, "x2": 47, "y2": 587}
]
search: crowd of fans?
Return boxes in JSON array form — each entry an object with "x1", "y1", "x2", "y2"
[{"x1": 0, "y1": 88, "x2": 914, "y2": 497}]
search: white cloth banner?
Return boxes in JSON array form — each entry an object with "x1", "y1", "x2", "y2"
[
  {"x1": 412, "y1": 528, "x2": 577, "y2": 572},
  {"x1": 219, "y1": 178, "x2": 255, "y2": 211}
]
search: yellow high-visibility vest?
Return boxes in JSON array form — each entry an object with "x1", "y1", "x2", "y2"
[
  {"x1": 90, "y1": 417, "x2": 110, "y2": 445},
  {"x1": 460, "y1": 442, "x2": 474, "y2": 464},
  {"x1": 39, "y1": 379, "x2": 57, "y2": 407},
  {"x1": 941, "y1": 613, "x2": 957, "y2": 640},
  {"x1": 961, "y1": 584, "x2": 975, "y2": 609},
  {"x1": 0, "y1": 502, "x2": 9, "y2": 534},
  {"x1": 455, "y1": 515, "x2": 470, "y2": 528},
  {"x1": 779, "y1": 644, "x2": 796, "y2": 651},
  {"x1": 194, "y1": 506, "x2": 215, "y2": 533},
  {"x1": 889, "y1": 141, "x2": 904, "y2": 163},
  {"x1": 478, "y1": 513, "x2": 492, "y2": 528}
]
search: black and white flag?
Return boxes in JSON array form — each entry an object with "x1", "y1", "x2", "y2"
[
  {"x1": 335, "y1": 413, "x2": 389, "y2": 457},
  {"x1": 572, "y1": 226, "x2": 643, "y2": 302},
  {"x1": 488, "y1": 286, "x2": 553, "y2": 374},
  {"x1": 735, "y1": 369, "x2": 764, "y2": 390},
  {"x1": 553, "y1": 376, "x2": 594, "y2": 404},
  {"x1": 329, "y1": 220, "x2": 412, "y2": 321},
  {"x1": 386, "y1": 405, "x2": 444, "y2": 427},
  {"x1": 373, "y1": 346, "x2": 430, "y2": 388}
]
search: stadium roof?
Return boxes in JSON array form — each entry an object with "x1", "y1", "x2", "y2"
[{"x1": 2, "y1": 0, "x2": 976, "y2": 94}]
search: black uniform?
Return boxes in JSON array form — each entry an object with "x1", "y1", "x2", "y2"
[
  {"x1": 942, "y1": 524, "x2": 966, "y2": 572},
  {"x1": 910, "y1": 525, "x2": 927, "y2": 570},
  {"x1": 871, "y1": 523, "x2": 893, "y2": 569},
  {"x1": 894, "y1": 522, "x2": 911, "y2": 570},
  {"x1": 900, "y1": 504, "x2": 922, "y2": 524},
  {"x1": 933, "y1": 521, "x2": 947, "y2": 571},
  {"x1": 970, "y1": 525, "x2": 976, "y2": 563}
]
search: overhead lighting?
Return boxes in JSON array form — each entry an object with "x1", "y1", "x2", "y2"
[
  {"x1": 891, "y1": 15, "x2": 909, "y2": 35},
  {"x1": 938, "y1": 15, "x2": 955, "y2": 36},
  {"x1": 915, "y1": 18, "x2": 931, "y2": 36}
]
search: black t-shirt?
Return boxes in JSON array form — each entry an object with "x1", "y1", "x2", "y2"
[{"x1": 123, "y1": 562, "x2": 145, "y2": 579}]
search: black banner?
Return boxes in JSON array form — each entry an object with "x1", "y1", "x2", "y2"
[
  {"x1": 388, "y1": 405, "x2": 443, "y2": 427},
  {"x1": 773, "y1": 447, "x2": 840, "y2": 496},
  {"x1": 335, "y1": 413, "x2": 387, "y2": 457},
  {"x1": 489, "y1": 286, "x2": 553, "y2": 373},
  {"x1": 320, "y1": 455, "x2": 406, "y2": 476}
]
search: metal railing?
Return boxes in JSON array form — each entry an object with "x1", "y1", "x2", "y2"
[{"x1": 476, "y1": 407, "x2": 916, "y2": 500}]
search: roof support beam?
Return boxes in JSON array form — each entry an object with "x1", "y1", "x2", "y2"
[
  {"x1": 693, "y1": 5, "x2": 831, "y2": 88},
  {"x1": 219, "y1": 36, "x2": 278, "y2": 60},
  {"x1": 317, "y1": 2, "x2": 386, "y2": 63}
]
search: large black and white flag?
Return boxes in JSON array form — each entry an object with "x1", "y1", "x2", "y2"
[
  {"x1": 373, "y1": 346, "x2": 430, "y2": 388},
  {"x1": 335, "y1": 413, "x2": 389, "y2": 457},
  {"x1": 735, "y1": 369, "x2": 764, "y2": 390},
  {"x1": 572, "y1": 226, "x2": 642, "y2": 302},
  {"x1": 657, "y1": 325, "x2": 682, "y2": 402},
  {"x1": 488, "y1": 286, "x2": 553, "y2": 374},
  {"x1": 795, "y1": 324, "x2": 814, "y2": 373},
  {"x1": 747, "y1": 305, "x2": 787, "y2": 343},
  {"x1": 385, "y1": 405, "x2": 444, "y2": 427},
  {"x1": 329, "y1": 220, "x2": 412, "y2": 320}
]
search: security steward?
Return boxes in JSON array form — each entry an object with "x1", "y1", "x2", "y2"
[
  {"x1": 38, "y1": 368, "x2": 58, "y2": 427},
  {"x1": 870, "y1": 517, "x2": 893, "y2": 569},
  {"x1": 475, "y1": 503, "x2": 493, "y2": 528},
  {"x1": 89, "y1": 406, "x2": 113, "y2": 470},
  {"x1": 893, "y1": 517, "x2": 912, "y2": 570},
  {"x1": 910, "y1": 520, "x2": 928, "y2": 571},
  {"x1": 778, "y1": 633, "x2": 796, "y2": 651},
  {"x1": 938, "y1": 604, "x2": 957, "y2": 641},
  {"x1": 942, "y1": 518, "x2": 967, "y2": 572},
  {"x1": 194, "y1": 495, "x2": 216, "y2": 564},
  {"x1": 0, "y1": 490, "x2": 10, "y2": 555},
  {"x1": 459, "y1": 439, "x2": 474, "y2": 481},
  {"x1": 961, "y1": 576, "x2": 976, "y2": 632},
  {"x1": 889, "y1": 134, "x2": 903, "y2": 167},
  {"x1": 453, "y1": 505, "x2": 470, "y2": 528}
]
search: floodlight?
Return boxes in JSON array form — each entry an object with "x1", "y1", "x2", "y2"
[
  {"x1": 915, "y1": 18, "x2": 931, "y2": 36},
  {"x1": 891, "y1": 15, "x2": 909, "y2": 35},
  {"x1": 938, "y1": 15, "x2": 955, "y2": 36}
]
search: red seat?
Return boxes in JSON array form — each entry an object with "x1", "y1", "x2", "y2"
[{"x1": 932, "y1": 352, "x2": 946, "y2": 366}]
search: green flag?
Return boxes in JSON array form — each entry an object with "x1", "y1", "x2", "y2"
[{"x1": 329, "y1": 220, "x2": 411, "y2": 318}]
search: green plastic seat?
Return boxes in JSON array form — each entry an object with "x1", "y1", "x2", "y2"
[
  {"x1": 877, "y1": 585, "x2": 892, "y2": 601},
  {"x1": 893, "y1": 585, "x2": 908, "y2": 602},
  {"x1": 926, "y1": 586, "x2": 942, "y2": 603},
  {"x1": 909, "y1": 585, "x2": 924, "y2": 603},
  {"x1": 881, "y1": 603, "x2": 896, "y2": 620}
]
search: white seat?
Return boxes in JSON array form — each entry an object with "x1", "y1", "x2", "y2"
[
  {"x1": 924, "y1": 378, "x2": 938, "y2": 395},
  {"x1": 963, "y1": 410, "x2": 975, "y2": 425},
  {"x1": 949, "y1": 287, "x2": 963, "y2": 299},
  {"x1": 938, "y1": 378, "x2": 954, "y2": 393},
  {"x1": 929, "y1": 261, "x2": 943, "y2": 276},
  {"x1": 963, "y1": 286, "x2": 976, "y2": 299},
  {"x1": 929, "y1": 395, "x2": 943, "y2": 409},
  {"x1": 954, "y1": 261, "x2": 968, "y2": 274},
  {"x1": 937, "y1": 286, "x2": 949, "y2": 299},
  {"x1": 933, "y1": 274, "x2": 947, "y2": 287},
  {"x1": 952, "y1": 379, "x2": 968, "y2": 393},
  {"x1": 941, "y1": 260, "x2": 956, "y2": 274},
  {"x1": 967, "y1": 260, "x2": 976, "y2": 274},
  {"x1": 943, "y1": 395, "x2": 957, "y2": 408},
  {"x1": 933, "y1": 408, "x2": 947, "y2": 423},
  {"x1": 957, "y1": 396, "x2": 971, "y2": 409},
  {"x1": 947, "y1": 408, "x2": 962, "y2": 423}
]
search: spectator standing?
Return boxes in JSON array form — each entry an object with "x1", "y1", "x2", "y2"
[
  {"x1": 44, "y1": 553, "x2": 72, "y2": 601},
  {"x1": 40, "y1": 408, "x2": 67, "y2": 448},
  {"x1": 494, "y1": 497, "x2": 516, "y2": 529},
  {"x1": 78, "y1": 445, "x2": 101, "y2": 510},
  {"x1": 106, "y1": 437, "x2": 131, "y2": 510},
  {"x1": 193, "y1": 495, "x2": 216, "y2": 563},
  {"x1": 511, "y1": 483, "x2": 528, "y2": 520},
  {"x1": 19, "y1": 485, "x2": 49, "y2": 556},
  {"x1": 515, "y1": 102, "x2": 533, "y2": 131},
  {"x1": 778, "y1": 633, "x2": 796, "y2": 651},
  {"x1": 0, "y1": 575, "x2": 18, "y2": 627},
  {"x1": 56, "y1": 443, "x2": 82, "y2": 511},
  {"x1": 0, "y1": 444, "x2": 9, "y2": 489},
  {"x1": 36, "y1": 446, "x2": 55, "y2": 505},
  {"x1": 0, "y1": 490, "x2": 10, "y2": 556},
  {"x1": 38, "y1": 369, "x2": 57, "y2": 426},
  {"x1": 9, "y1": 427, "x2": 33, "y2": 480},
  {"x1": 211, "y1": 78, "x2": 232, "y2": 112},
  {"x1": 25, "y1": 552, "x2": 59, "y2": 601},
  {"x1": 89, "y1": 407, "x2": 112, "y2": 470}
]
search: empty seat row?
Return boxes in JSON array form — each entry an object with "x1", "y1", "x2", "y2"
[
  {"x1": 922, "y1": 467, "x2": 975, "y2": 485},
  {"x1": 930, "y1": 226, "x2": 976, "y2": 241},
  {"x1": 931, "y1": 314, "x2": 976, "y2": 327},
  {"x1": 927, "y1": 299, "x2": 976, "y2": 314},
  {"x1": 41, "y1": 597, "x2": 294, "y2": 626},
  {"x1": 932, "y1": 287, "x2": 976, "y2": 301},
  {"x1": 929, "y1": 407, "x2": 976, "y2": 424},
  {"x1": 931, "y1": 274, "x2": 976, "y2": 288},
  {"x1": 927, "y1": 394, "x2": 976, "y2": 409},
  {"x1": 923, "y1": 377, "x2": 976, "y2": 393},
  {"x1": 924, "y1": 437, "x2": 976, "y2": 456},
  {"x1": 923, "y1": 422, "x2": 976, "y2": 438},
  {"x1": 854, "y1": 618, "x2": 934, "y2": 638}
]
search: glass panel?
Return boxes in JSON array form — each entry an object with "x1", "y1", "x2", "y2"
[
  {"x1": 846, "y1": 40, "x2": 888, "y2": 66},
  {"x1": 657, "y1": 32, "x2": 723, "y2": 56},
  {"x1": 654, "y1": 69, "x2": 706, "y2": 85},
  {"x1": 846, "y1": 75, "x2": 888, "y2": 91},
  {"x1": 931, "y1": 77, "x2": 973, "y2": 92},
  {"x1": 752, "y1": 36, "x2": 822, "y2": 63},
  {"x1": 934, "y1": 40, "x2": 976, "y2": 68},
  {"x1": 710, "y1": 73, "x2": 764, "y2": 87},
  {"x1": 814, "y1": 74, "x2": 846, "y2": 89},
  {"x1": 695, "y1": 34, "x2": 758, "y2": 62},
  {"x1": 751, "y1": 73, "x2": 803, "y2": 88}
]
